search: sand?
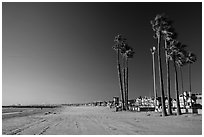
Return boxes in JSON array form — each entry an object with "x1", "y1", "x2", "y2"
[{"x1": 2, "y1": 106, "x2": 202, "y2": 135}]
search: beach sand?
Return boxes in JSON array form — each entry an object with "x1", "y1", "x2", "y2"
[{"x1": 2, "y1": 106, "x2": 202, "y2": 135}]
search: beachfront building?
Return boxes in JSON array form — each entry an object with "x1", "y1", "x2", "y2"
[
  {"x1": 135, "y1": 98, "x2": 142, "y2": 106},
  {"x1": 178, "y1": 92, "x2": 202, "y2": 108},
  {"x1": 170, "y1": 92, "x2": 202, "y2": 114},
  {"x1": 132, "y1": 97, "x2": 155, "y2": 107},
  {"x1": 165, "y1": 91, "x2": 202, "y2": 108},
  {"x1": 109, "y1": 92, "x2": 201, "y2": 113},
  {"x1": 193, "y1": 93, "x2": 202, "y2": 105}
]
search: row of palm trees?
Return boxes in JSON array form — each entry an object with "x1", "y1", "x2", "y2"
[
  {"x1": 112, "y1": 34, "x2": 134, "y2": 110},
  {"x1": 112, "y1": 14, "x2": 197, "y2": 115},
  {"x1": 150, "y1": 14, "x2": 197, "y2": 116}
]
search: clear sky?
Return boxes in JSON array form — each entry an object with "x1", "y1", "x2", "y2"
[{"x1": 2, "y1": 2, "x2": 202, "y2": 105}]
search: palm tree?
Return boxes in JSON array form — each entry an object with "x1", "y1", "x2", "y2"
[
  {"x1": 163, "y1": 29, "x2": 177, "y2": 115},
  {"x1": 125, "y1": 46, "x2": 134, "y2": 110},
  {"x1": 113, "y1": 34, "x2": 126, "y2": 110},
  {"x1": 159, "y1": 14, "x2": 178, "y2": 116},
  {"x1": 119, "y1": 40, "x2": 128, "y2": 110},
  {"x1": 165, "y1": 39, "x2": 173, "y2": 115},
  {"x1": 167, "y1": 40, "x2": 186, "y2": 115},
  {"x1": 120, "y1": 43, "x2": 134, "y2": 110},
  {"x1": 123, "y1": 58, "x2": 127, "y2": 110},
  {"x1": 177, "y1": 49, "x2": 188, "y2": 110},
  {"x1": 179, "y1": 63, "x2": 185, "y2": 109},
  {"x1": 150, "y1": 46, "x2": 157, "y2": 110},
  {"x1": 186, "y1": 52, "x2": 197, "y2": 108},
  {"x1": 151, "y1": 14, "x2": 169, "y2": 116},
  {"x1": 163, "y1": 31, "x2": 175, "y2": 115},
  {"x1": 173, "y1": 56, "x2": 181, "y2": 115}
]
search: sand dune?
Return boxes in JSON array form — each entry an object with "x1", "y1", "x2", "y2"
[{"x1": 2, "y1": 106, "x2": 202, "y2": 135}]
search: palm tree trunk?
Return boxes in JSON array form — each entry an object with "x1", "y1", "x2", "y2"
[
  {"x1": 125, "y1": 57, "x2": 129, "y2": 110},
  {"x1": 157, "y1": 34, "x2": 167, "y2": 116},
  {"x1": 173, "y1": 60, "x2": 181, "y2": 115},
  {"x1": 117, "y1": 48, "x2": 125, "y2": 110},
  {"x1": 180, "y1": 66, "x2": 186, "y2": 109},
  {"x1": 188, "y1": 63, "x2": 192, "y2": 108},
  {"x1": 165, "y1": 40, "x2": 172, "y2": 115},
  {"x1": 123, "y1": 63, "x2": 126, "y2": 110},
  {"x1": 151, "y1": 52, "x2": 157, "y2": 110},
  {"x1": 189, "y1": 63, "x2": 191, "y2": 93}
]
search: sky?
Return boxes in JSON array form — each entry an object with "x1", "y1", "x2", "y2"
[{"x1": 2, "y1": 2, "x2": 202, "y2": 105}]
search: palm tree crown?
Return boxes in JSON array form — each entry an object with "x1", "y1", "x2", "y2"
[
  {"x1": 186, "y1": 52, "x2": 197, "y2": 64},
  {"x1": 167, "y1": 40, "x2": 187, "y2": 63},
  {"x1": 113, "y1": 34, "x2": 127, "y2": 51},
  {"x1": 125, "y1": 48, "x2": 135, "y2": 58},
  {"x1": 151, "y1": 14, "x2": 172, "y2": 38}
]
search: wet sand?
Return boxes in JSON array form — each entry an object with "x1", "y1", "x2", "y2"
[{"x1": 2, "y1": 106, "x2": 202, "y2": 135}]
